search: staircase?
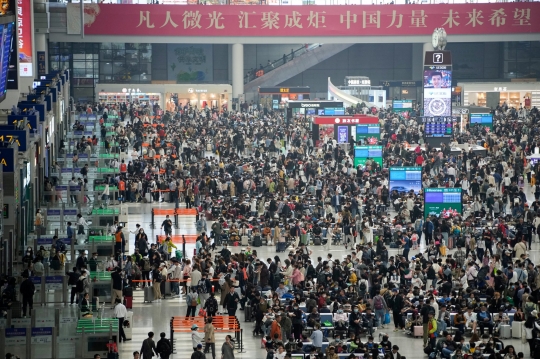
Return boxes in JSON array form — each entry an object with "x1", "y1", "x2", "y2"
[{"x1": 244, "y1": 43, "x2": 354, "y2": 93}]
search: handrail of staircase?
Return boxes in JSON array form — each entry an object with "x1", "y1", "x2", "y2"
[{"x1": 244, "y1": 43, "x2": 322, "y2": 84}]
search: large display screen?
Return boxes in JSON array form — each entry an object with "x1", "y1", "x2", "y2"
[
  {"x1": 424, "y1": 116, "x2": 453, "y2": 137},
  {"x1": 0, "y1": 22, "x2": 13, "y2": 103},
  {"x1": 470, "y1": 113, "x2": 493, "y2": 130},
  {"x1": 354, "y1": 145, "x2": 383, "y2": 167},
  {"x1": 393, "y1": 100, "x2": 413, "y2": 118},
  {"x1": 423, "y1": 69, "x2": 452, "y2": 117},
  {"x1": 424, "y1": 188, "x2": 462, "y2": 219},
  {"x1": 389, "y1": 167, "x2": 422, "y2": 194},
  {"x1": 355, "y1": 124, "x2": 380, "y2": 144},
  {"x1": 317, "y1": 107, "x2": 345, "y2": 116}
]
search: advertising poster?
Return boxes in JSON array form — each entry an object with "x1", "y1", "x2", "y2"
[
  {"x1": 167, "y1": 44, "x2": 213, "y2": 83},
  {"x1": 389, "y1": 167, "x2": 422, "y2": 194},
  {"x1": 424, "y1": 188, "x2": 462, "y2": 218},
  {"x1": 336, "y1": 126, "x2": 348, "y2": 144},
  {"x1": 354, "y1": 145, "x2": 383, "y2": 167}
]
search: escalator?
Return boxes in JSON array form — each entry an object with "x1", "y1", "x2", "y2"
[{"x1": 244, "y1": 44, "x2": 354, "y2": 93}]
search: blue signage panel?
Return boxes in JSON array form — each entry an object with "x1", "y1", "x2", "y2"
[
  {"x1": 0, "y1": 147, "x2": 15, "y2": 172},
  {"x1": 0, "y1": 128, "x2": 28, "y2": 151},
  {"x1": 18, "y1": 103, "x2": 45, "y2": 123},
  {"x1": 8, "y1": 115, "x2": 38, "y2": 132}
]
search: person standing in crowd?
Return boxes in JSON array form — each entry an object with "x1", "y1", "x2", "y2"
[
  {"x1": 156, "y1": 332, "x2": 172, "y2": 359},
  {"x1": 221, "y1": 335, "x2": 235, "y2": 359},
  {"x1": 113, "y1": 298, "x2": 128, "y2": 343},
  {"x1": 203, "y1": 317, "x2": 216, "y2": 359},
  {"x1": 140, "y1": 332, "x2": 156, "y2": 359}
]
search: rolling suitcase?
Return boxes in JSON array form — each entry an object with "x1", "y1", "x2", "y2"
[
  {"x1": 144, "y1": 286, "x2": 154, "y2": 303},
  {"x1": 413, "y1": 326, "x2": 423, "y2": 338},
  {"x1": 500, "y1": 324, "x2": 511, "y2": 339},
  {"x1": 241, "y1": 235, "x2": 249, "y2": 246},
  {"x1": 245, "y1": 305, "x2": 253, "y2": 322},
  {"x1": 123, "y1": 296, "x2": 133, "y2": 309},
  {"x1": 164, "y1": 281, "x2": 172, "y2": 296},
  {"x1": 512, "y1": 321, "x2": 523, "y2": 338},
  {"x1": 447, "y1": 236, "x2": 454, "y2": 250},
  {"x1": 313, "y1": 236, "x2": 322, "y2": 245}
]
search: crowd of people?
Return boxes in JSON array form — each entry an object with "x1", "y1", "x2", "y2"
[{"x1": 5, "y1": 98, "x2": 540, "y2": 359}]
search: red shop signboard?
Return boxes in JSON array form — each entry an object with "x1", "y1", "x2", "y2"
[
  {"x1": 313, "y1": 116, "x2": 378, "y2": 125},
  {"x1": 70, "y1": 3, "x2": 540, "y2": 37}
]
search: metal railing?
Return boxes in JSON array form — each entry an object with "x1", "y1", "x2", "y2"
[{"x1": 244, "y1": 43, "x2": 321, "y2": 84}]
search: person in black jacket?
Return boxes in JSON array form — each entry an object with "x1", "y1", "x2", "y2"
[
  {"x1": 68, "y1": 267, "x2": 80, "y2": 305},
  {"x1": 156, "y1": 332, "x2": 172, "y2": 359},
  {"x1": 20, "y1": 272, "x2": 35, "y2": 318}
]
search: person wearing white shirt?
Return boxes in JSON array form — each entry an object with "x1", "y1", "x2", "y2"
[{"x1": 113, "y1": 298, "x2": 128, "y2": 342}]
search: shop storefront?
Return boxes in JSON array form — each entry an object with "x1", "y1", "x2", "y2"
[
  {"x1": 258, "y1": 87, "x2": 310, "y2": 110},
  {"x1": 96, "y1": 83, "x2": 232, "y2": 111},
  {"x1": 311, "y1": 114, "x2": 378, "y2": 146},
  {"x1": 459, "y1": 82, "x2": 540, "y2": 109}
]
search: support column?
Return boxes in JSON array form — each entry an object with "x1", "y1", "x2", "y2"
[
  {"x1": 35, "y1": 33, "x2": 47, "y2": 75},
  {"x1": 231, "y1": 43, "x2": 244, "y2": 100}
]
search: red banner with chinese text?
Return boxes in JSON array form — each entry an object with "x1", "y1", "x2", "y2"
[{"x1": 75, "y1": 3, "x2": 540, "y2": 37}]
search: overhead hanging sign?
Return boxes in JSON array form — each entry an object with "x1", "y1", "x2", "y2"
[{"x1": 67, "y1": 3, "x2": 540, "y2": 37}]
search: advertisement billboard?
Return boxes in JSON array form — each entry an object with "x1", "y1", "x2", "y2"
[
  {"x1": 354, "y1": 145, "x2": 383, "y2": 167},
  {"x1": 423, "y1": 69, "x2": 452, "y2": 117},
  {"x1": 17, "y1": 0, "x2": 33, "y2": 77},
  {"x1": 389, "y1": 167, "x2": 422, "y2": 195},
  {"x1": 336, "y1": 126, "x2": 348, "y2": 144},
  {"x1": 424, "y1": 188, "x2": 462, "y2": 219}
]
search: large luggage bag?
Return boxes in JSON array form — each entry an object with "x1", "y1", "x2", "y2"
[
  {"x1": 313, "y1": 236, "x2": 322, "y2": 245},
  {"x1": 123, "y1": 286, "x2": 133, "y2": 297},
  {"x1": 512, "y1": 320, "x2": 523, "y2": 339},
  {"x1": 413, "y1": 326, "x2": 423, "y2": 338},
  {"x1": 245, "y1": 305, "x2": 253, "y2": 322},
  {"x1": 241, "y1": 235, "x2": 249, "y2": 246},
  {"x1": 500, "y1": 324, "x2": 511, "y2": 339},
  {"x1": 447, "y1": 236, "x2": 454, "y2": 250},
  {"x1": 253, "y1": 236, "x2": 262, "y2": 247},
  {"x1": 144, "y1": 286, "x2": 154, "y2": 303},
  {"x1": 123, "y1": 296, "x2": 133, "y2": 309}
]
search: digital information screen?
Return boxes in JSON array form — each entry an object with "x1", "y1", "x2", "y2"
[
  {"x1": 389, "y1": 167, "x2": 422, "y2": 194},
  {"x1": 469, "y1": 113, "x2": 493, "y2": 130},
  {"x1": 354, "y1": 145, "x2": 383, "y2": 167},
  {"x1": 424, "y1": 188, "x2": 462, "y2": 219},
  {"x1": 424, "y1": 116, "x2": 453, "y2": 137},
  {"x1": 0, "y1": 23, "x2": 14, "y2": 99},
  {"x1": 392, "y1": 100, "x2": 413, "y2": 118},
  {"x1": 318, "y1": 107, "x2": 345, "y2": 116},
  {"x1": 423, "y1": 69, "x2": 452, "y2": 118},
  {"x1": 355, "y1": 124, "x2": 380, "y2": 143}
]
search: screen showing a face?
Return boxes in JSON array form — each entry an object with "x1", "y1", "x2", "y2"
[
  {"x1": 424, "y1": 188, "x2": 462, "y2": 218},
  {"x1": 389, "y1": 167, "x2": 422, "y2": 194},
  {"x1": 423, "y1": 69, "x2": 452, "y2": 118}
]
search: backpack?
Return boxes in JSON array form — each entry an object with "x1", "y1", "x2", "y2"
[
  {"x1": 154, "y1": 271, "x2": 162, "y2": 282},
  {"x1": 35, "y1": 216, "x2": 42, "y2": 226},
  {"x1": 143, "y1": 258, "x2": 150, "y2": 271},
  {"x1": 374, "y1": 296, "x2": 384, "y2": 310},
  {"x1": 157, "y1": 339, "x2": 172, "y2": 355},
  {"x1": 56, "y1": 240, "x2": 66, "y2": 252},
  {"x1": 76, "y1": 278, "x2": 85, "y2": 293},
  {"x1": 359, "y1": 281, "x2": 367, "y2": 292}
]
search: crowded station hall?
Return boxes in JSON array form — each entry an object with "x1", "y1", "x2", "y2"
[{"x1": 1, "y1": 2, "x2": 540, "y2": 359}]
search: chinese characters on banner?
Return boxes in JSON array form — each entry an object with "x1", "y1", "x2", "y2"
[
  {"x1": 17, "y1": 0, "x2": 33, "y2": 77},
  {"x1": 73, "y1": 3, "x2": 540, "y2": 37}
]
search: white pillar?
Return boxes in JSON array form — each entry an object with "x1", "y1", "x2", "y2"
[
  {"x1": 231, "y1": 43, "x2": 244, "y2": 99},
  {"x1": 35, "y1": 33, "x2": 47, "y2": 75}
]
